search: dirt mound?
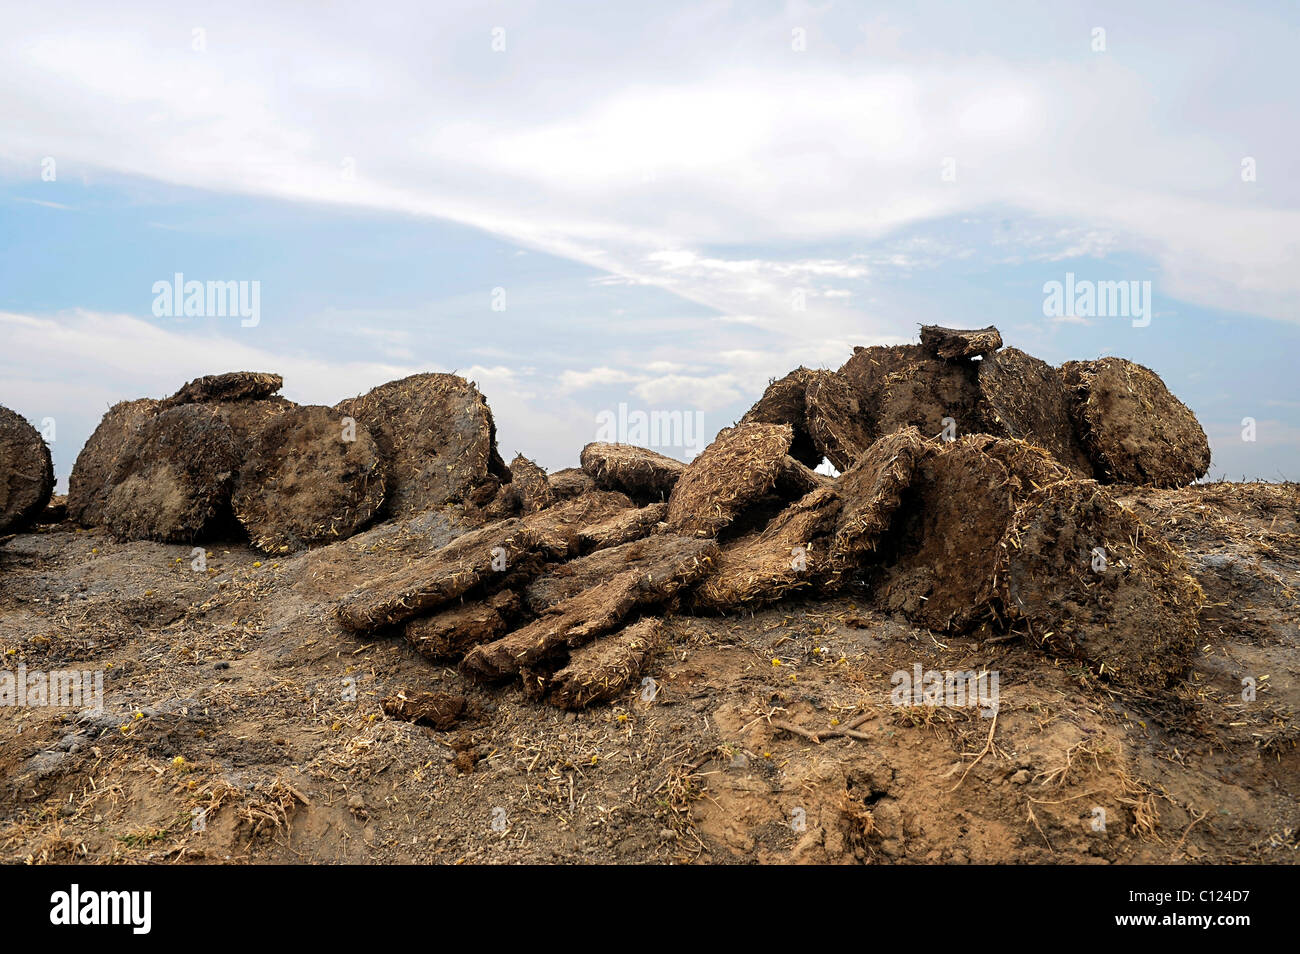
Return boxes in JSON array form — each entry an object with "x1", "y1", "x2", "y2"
[
  {"x1": 876, "y1": 436, "x2": 1070, "y2": 629},
  {"x1": 232, "y1": 405, "x2": 387, "y2": 553},
  {"x1": 405, "y1": 590, "x2": 521, "y2": 660},
  {"x1": 997, "y1": 480, "x2": 1203, "y2": 687},
  {"x1": 102, "y1": 404, "x2": 241, "y2": 543},
  {"x1": 740, "y1": 368, "x2": 822, "y2": 466},
  {"x1": 160, "y1": 371, "x2": 283, "y2": 408},
  {"x1": 1062, "y1": 358, "x2": 1210, "y2": 487},
  {"x1": 67, "y1": 398, "x2": 161, "y2": 526},
  {"x1": 580, "y1": 442, "x2": 684, "y2": 499},
  {"x1": 693, "y1": 487, "x2": 842, "y2": 611},
  {"x1": 546, "y1": 617, "x2": 663, "y2": 709},
  {"x1": 919, "y1": 324, "x2": 1003, "y2": 359},
  {"x1": 461, "y1": 534, "x2": 717, "y2": 681},
  {"x1": 839, "y1": 345, "x2": 983, "y2": 442},
  {"x1": 335, "y1": 373, "x2": 507, "y2": 516},
  {"x1": 978, "y1": 348, "x2": 1092, "y2": 477},
  {"x1": 667, "y1": 423, "x2": 792, "y2": 537},
  {"x1": 832, "y1": 427, "x2": 927, "y2": 560},
  {"x1": 0, "y1": 406, "x2": 54, "y2": 534},
  {"x1": 805, "y1": 370, "x2": 874, "y2": 471}
]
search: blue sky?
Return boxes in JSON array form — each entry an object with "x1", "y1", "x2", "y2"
[{"x1": 1, "y1": 0, "x2": 1297, "y2": 488}]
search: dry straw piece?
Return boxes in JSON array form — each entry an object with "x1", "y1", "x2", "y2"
[
  {"x1": 232, "y1": 404, "x2": 387, "y2": 553},
  {"x1": 666, "y1": 422, "x2": 793, "y2": 537},
  {"x1": 103, "y1": 403, "x2": 241, "y2": 543},
  {"x1": 335, "y1": 372, "x2": 508, "y2": 516},
  {"x1": 1062, "y1": 357, "x2": 1211, "y2": 487},
  {"x1": 0, "y1": 405, "x2": 54, "y2": 534},
  {"x1": 579, "y1": 441, "x2": 684, "y2": 499}
]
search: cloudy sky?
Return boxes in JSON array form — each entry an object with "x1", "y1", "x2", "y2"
[{"x1": 2, "y1": 0, "x2": 1297, "y2": 488}]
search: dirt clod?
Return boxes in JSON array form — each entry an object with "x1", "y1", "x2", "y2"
[
  {"x1": 919, "y1": 324, "x2": 1003, "y2": 359},
  {"x1": 160, "y1": 371, "x2": 283, "y2": 408},
  {"x1": 67, "y1": 398, "x2": 160, "y2": 527}
]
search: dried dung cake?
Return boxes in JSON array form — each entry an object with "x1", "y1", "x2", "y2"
[
  {"x1": 978, "y1": 348, "x2": 1092, "y2": 477},
  {"x1": 577, "y1": 502, "x2": 667, "y2": 552},
  {"x1": 232, "y1": 404, "x2": 386, "y2": 553},
  {"x1": 506, "y1": 454, "x2": 555, "y2": 514},
  {"x1": 804, "y1": 370, "x2": 874, "y2": 471},
  {"x1": 839, "y1": 344, "x2": 984, "y2": 443},
  {"x1": 693, "y1": 487, "x2": 842, "y2": 611},
  {"x1": 919, "y1": 324, "x2": 1003, "y2": 359},
  {"x1": 547, "y1": 617, "x2": 663, "y2": 709},
  {"x1": 336, "y1": 492, "x2": 632, "y2": 633},
  {"x1": 774, "y1": 455, "x2": 829, "y2": 499},
  {"x1": 160, "y1": 371, "x2": 283, "y2": 408},
  {"x1": 335, "y1": 373, "x2": 508, "y2": 516},
  {"x1": 666, "y1": 423, "x2": 792, "y2": 537},
  {"x1": 525, "y1": 532, "x2": 710, "y2": 613},
  {"x1": 875, "y1": 436, "x2": 1069, "y2": 630},
  {"x1": 739, "y1": 367, "x2": 823, "y2": 466},
  {"x1": 580, "y1": 442, "x2": 684, "y2": 499},
  {"x1": 549, "y1": 467, "x2": 595, "y2": 499},
  {"x1": 462, "y1": 535, "x2": 717, "y2": 680},
  {"x1": 67, "y1": 397, "x2": 160, "y2": 526},
  {"x1": 405, "y1": 590, "x2": 521, "y2": 660},
  {"x1": 833, "y1": 426, "x2": 927, "y2": 560},
  {"x1": 1061, "y1": 357, "x2": 1210, "y2": 487},
  {"x1": 997, "y1": 480, "x2": 1203, "y2": 687},
  {"x1": 103, "y1": 404, "x2": 241, "y2": 543},
  {"x1": 0, "y1": 406, "x2": 54, "y2": 534},
  {"x1": 381, "y1": 690, "x2": 466, "y2": 729},
  {"x1": 213, "y1": 396, "x2": 297, "y2": 450}
]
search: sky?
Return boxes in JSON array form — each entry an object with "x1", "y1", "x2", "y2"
[{"x1": 1, "y1": 0, "x2": 1297, "y2": 490}]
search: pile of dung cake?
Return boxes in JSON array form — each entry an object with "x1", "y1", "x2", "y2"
[
  {"x1": 46, "y1": 325, "x2": 1212, "y2": 711},
  {"x1": 331, "y1": 325, "x2": 1211, "y2": 711},
  {"x1": 65, "y1": 371, "x2": 509, "y2": 551}
]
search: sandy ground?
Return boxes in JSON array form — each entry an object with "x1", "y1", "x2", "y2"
[{"x1": 1, "y1": 482, "x2": 1296, "y2": 864}]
